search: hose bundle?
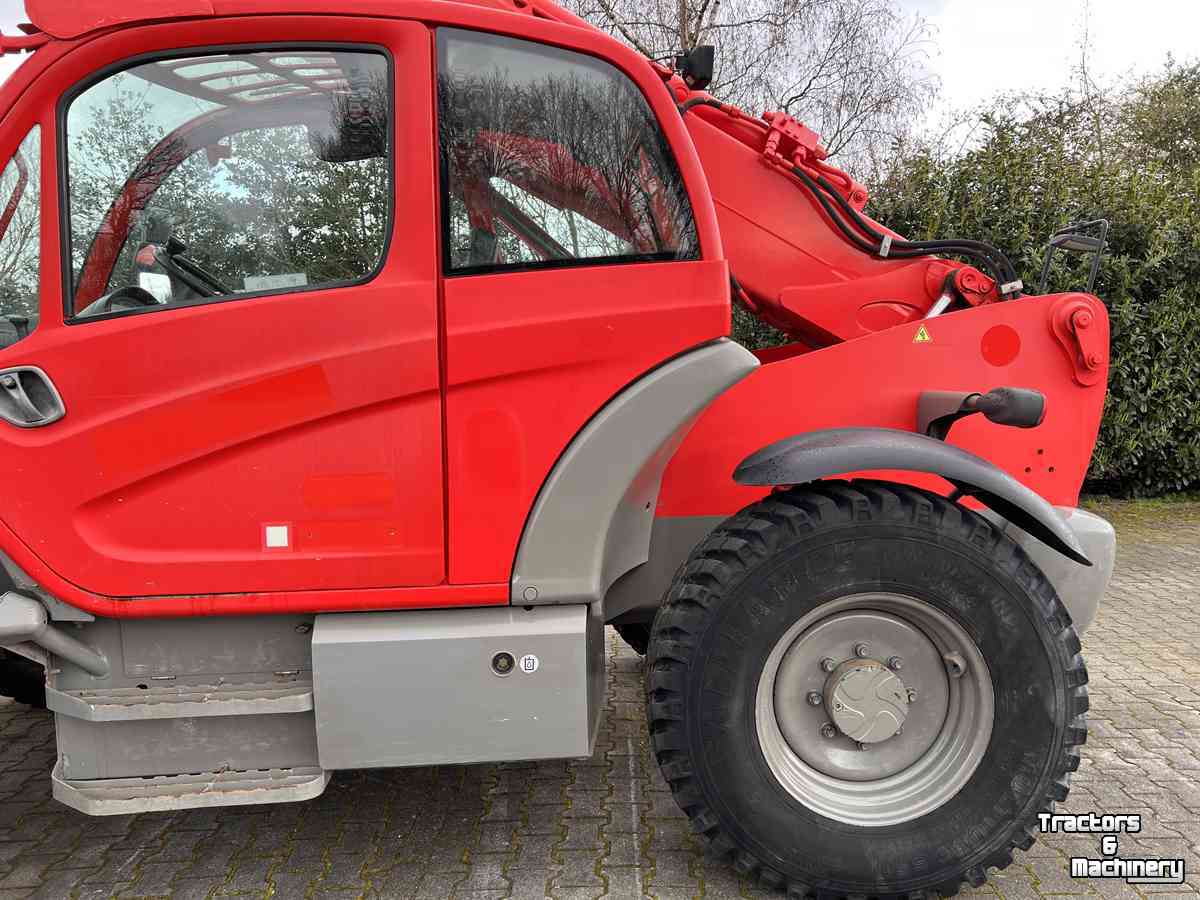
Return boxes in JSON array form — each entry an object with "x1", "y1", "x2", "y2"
[{"x1": 680, "y1": 98, "x2": 1023, "y2": 298}]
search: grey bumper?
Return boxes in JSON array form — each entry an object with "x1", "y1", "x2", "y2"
[{"x1": 984, "y1": 506, "x2": 1115, "y2": 634}]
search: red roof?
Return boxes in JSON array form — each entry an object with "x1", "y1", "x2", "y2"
[
  {"x1": 26, "y1": 0, "x2": 217, "y2": 40},
  {"x1": 24, "y1": 0, "x2": 590, "y2": 41}
]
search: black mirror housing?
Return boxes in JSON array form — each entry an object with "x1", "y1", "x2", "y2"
[{"x1": 676, "y1": 46, "x2": 714, "y2": 91}]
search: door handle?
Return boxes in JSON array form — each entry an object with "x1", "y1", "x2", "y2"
[{"x1": 0, "y1": 366, "x2": 65, "y2": 427}]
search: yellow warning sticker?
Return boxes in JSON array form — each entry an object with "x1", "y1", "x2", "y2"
[{"x1": 913, "y1": 325, "x2": 932, "y2": 344}]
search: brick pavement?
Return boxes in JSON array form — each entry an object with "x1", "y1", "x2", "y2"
[{"x1": 0, "y1": 502, "x2": 1198, "y2": 899}]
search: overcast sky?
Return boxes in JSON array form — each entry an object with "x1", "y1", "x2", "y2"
[
  {"x1": 902, "y1": 0, "x2": 1200, "y2": 118},
  {"x1": 2, "y1": 0, "x2": 1198, "y2": 115}
]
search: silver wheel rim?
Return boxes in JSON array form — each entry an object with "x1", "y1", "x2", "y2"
[{"x1": 754, "y1": 592, "x2": 994, "y2": 827}]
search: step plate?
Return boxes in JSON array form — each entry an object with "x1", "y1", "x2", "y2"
[
  {"x1": 52, "y1": 762, "x2": 330, "y2": 815},
  {"x1": 47, "y1": 681, "x2": 314, "y2": 721}
]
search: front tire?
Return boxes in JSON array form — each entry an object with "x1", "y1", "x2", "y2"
[
  {"x1": 646, "y1": 480, "x2": 1087, "y2": 898},
  {"x1": 614, "y1": 622, "x2": 651, "y2": 655}
]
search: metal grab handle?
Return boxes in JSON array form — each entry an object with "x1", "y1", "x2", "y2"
[
  {"x1": 0, "y1": 366, "x2": 65, "y2": 428},
  {"x1": 1037, "y1": 218, "x2": 1109, "y2": 295}
]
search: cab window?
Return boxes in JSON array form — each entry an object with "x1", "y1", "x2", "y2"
[
  {"x1": 64, "y1": 49, "x2": 391, "y2": 319},
  {"x1": 0, "y1": 127, "x2": 41, "y2": 349},
  {"x1": 437, "y1": 29, "x2": 699, "y2": 273}
]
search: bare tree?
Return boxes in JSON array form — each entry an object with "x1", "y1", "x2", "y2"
[{"x1": 566, "y1": 0, "x2": 938, "y2": 163}]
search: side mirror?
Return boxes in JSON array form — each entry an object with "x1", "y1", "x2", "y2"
[
  {"x1": 1037, "y1": 218, "x2": 1108, "y2": 294},
  {"x1": 675, "y1": 46, "x2": 715, "y2": 91}
]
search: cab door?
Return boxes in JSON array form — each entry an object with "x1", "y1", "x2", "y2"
[
  {"x1": 434, "y1": 28, "x2": 730, "y2": 583},
  {"x1": 0, "y1": 17, "x2": 444, "y2": 598}
]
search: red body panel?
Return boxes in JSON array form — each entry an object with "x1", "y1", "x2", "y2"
[
  {"x1": 660, "y1": 294, "x2": 1109, "y2": 517},
  {"x1": 0, "y1": 3, "x2": 729, "y2": 614},
  {"x1": 0, "y1": 0, "x2": 1110, "y2": 618}
]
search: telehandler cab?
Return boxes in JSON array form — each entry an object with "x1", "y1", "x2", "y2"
[{"x1": 0, "y1": 0, "x2": 1114, "y2": 895}]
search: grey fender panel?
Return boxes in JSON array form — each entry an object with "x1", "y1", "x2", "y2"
[
  {"x1": 512, "y1": 338, "x2": 759, "y2": 606},
  {"x1": 604, "y1": 515, "x2": 724, "y2": 624},
  {"x1": 980, "y1": 507, "x2": 1114, "y2": 634},
  {"x1": 735, "y1": 427, "x2": 1091, "y2": 565}
]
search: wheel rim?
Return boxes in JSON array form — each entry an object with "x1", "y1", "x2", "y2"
[{"x1": 754, "y1": 592, "x2": 994, "y2": 827}]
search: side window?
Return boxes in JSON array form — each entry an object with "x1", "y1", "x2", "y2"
[
  {"x1": 0, "y1": 127, "x2": 41, "y2": 349},
  {"x1": 437, "y1": 29, "x2": 699, "y2": 273},
  {"x1": 64, "y1": 49, "x2": 391, "y2": 319}
]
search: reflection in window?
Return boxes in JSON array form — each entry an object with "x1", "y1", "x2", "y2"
[
  {"x1": 438, "y1": 29, "x2": 698, "y2": 273},
  {"x1": 65, "y1": 50, "x2": 390, "y2": 318},
  {"x1": 0, "y1": 127, "x2": 40, "y2": 349}
]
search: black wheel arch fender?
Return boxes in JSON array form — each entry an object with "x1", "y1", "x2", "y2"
[{"x1": 733, "y1": 427, "x2": 1091, "y2": 566}]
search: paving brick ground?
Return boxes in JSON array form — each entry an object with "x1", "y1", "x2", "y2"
[{"x1": 1, "y1": 501, "x2": 1198, "y2": 899}]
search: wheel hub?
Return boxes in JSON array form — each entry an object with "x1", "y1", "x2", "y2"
[
  {"x1": 757, "y1": 593, "x2": 994, "y2": 825},
  {"x1": 823, "y1": 657, "x2": 908, "y2": 743},
  {"x1": 772, "y1": 608, "x2": 950, "y2": 781}
]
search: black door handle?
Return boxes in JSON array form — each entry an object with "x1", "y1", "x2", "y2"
[{"x1": 0, "y1": 367, "x2": 65, "y2": 428}]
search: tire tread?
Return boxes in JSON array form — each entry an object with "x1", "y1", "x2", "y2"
[{"x1": 646, "y1": 479, "x2": 1088, "y2": 899}]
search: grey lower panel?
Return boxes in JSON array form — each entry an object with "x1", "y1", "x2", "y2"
[
  {"x1": 511, "y1": 338, "x2": 758, "y2": 607},
  {"x1": 56, "y1": 711, "x2": 319, "y2": 780},
  {"x1": 312, "y1": 605, "x2": 603, "y2": 770},
  {"x1": 981, "y1": 506, "x2": 1115, "y2": 634},
  {"x1": 47, "y1": 614, "x2": 314, "y2": 692}
]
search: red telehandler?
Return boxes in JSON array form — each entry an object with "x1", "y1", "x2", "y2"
[{"x1": 0, "y1": 0, "x2": 1114, "y2": 895}]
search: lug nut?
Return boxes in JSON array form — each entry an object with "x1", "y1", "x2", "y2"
[
  {"x1": 944, "y1": 651, "x2": 966, "y2": 678},
  {"x1": 806, "y1": 691, "x2": 823, "y2": 706},
  {"x1": 887, "y1": 656, "x2": 903, "y2": 670},
  {"x1": 820, "y1": 723, "x2": 837, "y2": 739},
  {"x1": 820, "y1": 657, "x2": 837, "y2": 673},
  {"x1": 854, "y1": 642, "x2": 871, "y2": 658}
]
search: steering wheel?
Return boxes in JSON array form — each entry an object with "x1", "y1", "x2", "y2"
[{"x1": 75, "y1": 285, "x2": 162, "y2": 319}]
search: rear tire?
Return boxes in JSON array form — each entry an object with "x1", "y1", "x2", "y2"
[
  {"x1": 0, "y1": 568, "x2": 47, "y2": 709},
  {"x1": 646, "y1": 480, "x2": 1087, "y2": 898},
  {"x1": 0, "y1": 648, "x2": 46, "y2": 709}
]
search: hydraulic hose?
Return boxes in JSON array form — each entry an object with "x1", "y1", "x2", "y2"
[
  {"x1": 678, "y1": 98, "x2": 1022, "y2": 296},
  {"x1": 805, "y1": 170, "x2": 1021, "y2": 291}
]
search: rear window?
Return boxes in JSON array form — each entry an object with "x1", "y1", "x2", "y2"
[{"x1": 437, "y1": 29, "x2": 698, "y2": 274}]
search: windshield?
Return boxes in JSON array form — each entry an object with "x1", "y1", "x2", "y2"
[
  {"x1": 65, "y1": 50, "x2": 390, "y2": 317},
  {"x1": 0, "y1": 126, "x2": 40, "y2": 350}
]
